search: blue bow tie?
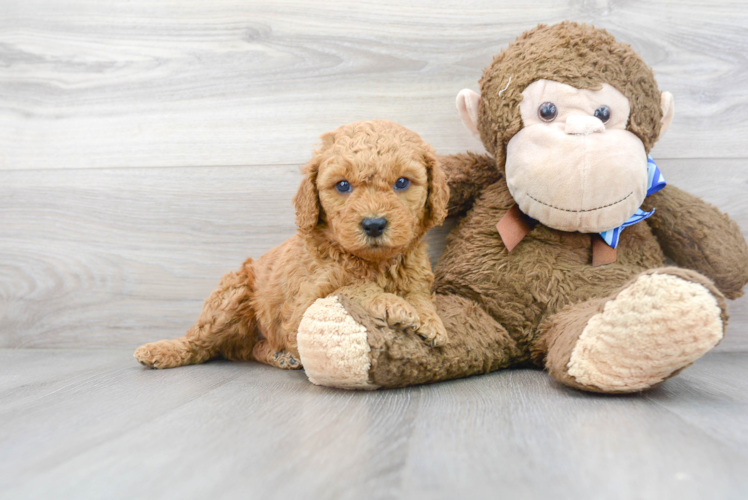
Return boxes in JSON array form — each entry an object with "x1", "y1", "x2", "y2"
[{"x1": 599, "y1": 156, "x2": 666, "y2": 248}]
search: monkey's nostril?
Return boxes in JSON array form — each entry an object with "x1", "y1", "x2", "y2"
[{"x1": 361, "y1": 217, "x2": 388, "y2": 237}]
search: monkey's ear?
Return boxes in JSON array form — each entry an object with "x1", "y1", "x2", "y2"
[
  {"x1": 456, "y1": 89, "x2": 482, "y2": 138},
  {"x1": 658, "y1": 91, "x2": 675, "y2": 140}
]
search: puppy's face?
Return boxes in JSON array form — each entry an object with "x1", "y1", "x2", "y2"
[
  {"x1": 294, "y1": 121, "x2": 448, "y2": 262},
  {"x1": 317, "y1": 149, "x2": 429, "y2": 260}
]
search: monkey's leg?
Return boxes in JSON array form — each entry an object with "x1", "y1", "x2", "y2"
[
  {"x1": 296, "y1": 293, "x2": 521, "y2": 390},
  {"x1": 134, "y1": 258, "x2": 258, "y2": 369},
  {"x1": 535, "y1": 267, "x2": 728, "y2": 393}
]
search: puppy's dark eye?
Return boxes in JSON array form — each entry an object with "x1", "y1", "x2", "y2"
[
  {"x1": 394, "y1": 177, "x2": 410, "y2": 191},
  {"x1": 538, "y1": 102, "x2": 558, "y2": 122},
  {"x1": 594, "y1": 105, "x2": 611, "y2": 123},
  {"x1": 335, "y1": 180, "x2": 352, "y2": 194}
]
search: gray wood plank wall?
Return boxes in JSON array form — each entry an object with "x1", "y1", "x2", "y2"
[{"x1": 2, "y1": 0, "x2": 747, "y2": 351}]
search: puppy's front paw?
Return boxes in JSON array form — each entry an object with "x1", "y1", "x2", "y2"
[
  {"x1": 417, "y1": 315, "x2": 448, "y2": 347},
  {"x1": 134, "y1": 340, "x2": 192, "y2": 369},
  {"x1": 369, "y1": 294, "x2": 421, "y2": 332}
]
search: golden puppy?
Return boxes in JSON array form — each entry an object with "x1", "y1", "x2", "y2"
[{"x1": 134, "y1": 120, "x2": 449, "y2": 370}]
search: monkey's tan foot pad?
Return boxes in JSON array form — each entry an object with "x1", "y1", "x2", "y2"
[
  {"x1": 566, "y1": 273, "x2": 725, "y2": 392},
  {"x1": 297, "y1": 296, "x2": 380, "y2": 390},
  {"x1": 134, "y1": 340, "x2": 193, "y2": 369}
]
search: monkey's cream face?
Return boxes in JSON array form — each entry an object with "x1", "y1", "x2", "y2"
[{"x1": 505, "y1": 79, "x2": 649, "y2": 233}]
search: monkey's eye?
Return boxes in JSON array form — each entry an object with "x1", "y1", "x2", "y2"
[
  {"x1": 394, "y1": 177, "x2": 411, "y2": 191},
  {"x1": 594, "y1": 105, "x2": 611, "y2": 123},
  {"x1": 538, "y1": 102, "x2": 558, "y2": 122},
  {"x1": 335, "y1": 180, "x2": 352, "y2": 194}
]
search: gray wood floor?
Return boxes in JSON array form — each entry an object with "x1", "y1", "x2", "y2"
[
  {"x1": 0, "y1": 349, "x2": 747, "y2": 500},
  {"x1": 2, "y1": 1, "x2": 748, "y2": 498}
]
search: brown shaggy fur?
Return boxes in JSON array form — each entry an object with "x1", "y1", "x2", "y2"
[
  {"x1": 316, "y1": 22, "x2": 748, "y2": 392},
  {"x1": 134, "y1": 120, "x2": 449, "y2": 369}
]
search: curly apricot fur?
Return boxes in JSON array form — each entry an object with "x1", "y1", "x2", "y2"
[{"x1": 134, "y1": 120, "x2": 449, "y2": 370}]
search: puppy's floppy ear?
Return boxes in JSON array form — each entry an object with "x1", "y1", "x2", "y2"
[
  {"x1": 293, "y1": 131, "x2": 336, "y2": 235},
  {"x1": 293, "y1": 157, "x2": 321, "y2": 236},
  {"x1": 422, "y1": 149, "x2": 450, "y2": 230}
]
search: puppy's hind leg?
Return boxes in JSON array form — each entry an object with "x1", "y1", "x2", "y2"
[
  {"x1": 252, "y1": 340, "x2": 302, "y2": 369},
  {"x1": 134, "y1": 258, "x2": 259, "y2": 369}
]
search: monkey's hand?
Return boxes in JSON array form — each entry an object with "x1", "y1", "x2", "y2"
[
  {"x1": 643, "y1": 184, "x2": 748, "y2": 299},
  {"x1": 437, "y1": 153, "x2": 501, "y2": 217}
]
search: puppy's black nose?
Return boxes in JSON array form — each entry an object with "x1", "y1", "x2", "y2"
[{"x1": 361, "y1": 217, "x2": 388, "y2": 237}]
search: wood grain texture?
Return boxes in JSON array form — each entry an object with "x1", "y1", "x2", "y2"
[
  {"x1": 0, "y1": 349, "x2": 746, "y2": 499},
  {"x1": 1, "y1": 159, "x2": 746, "y2": 351},
  {"x1": 2, "y1": 4, "x2": 747, "y2": 497},
  {"x1": 2, "y1": 0, "x2": 748, "y2": 170}
]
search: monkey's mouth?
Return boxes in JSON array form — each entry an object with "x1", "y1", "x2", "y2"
[{"x1": 526, "y1": 191, "x2": 633, "y2": 213}]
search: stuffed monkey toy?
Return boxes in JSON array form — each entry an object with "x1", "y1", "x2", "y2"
[{"x1": 296, "y1": 22, "x2": 748, "y2": 393}]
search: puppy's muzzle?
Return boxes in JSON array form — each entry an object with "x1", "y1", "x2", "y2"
[{"x1": 361, "y1": 217, "x2": 388, "y2": 238}]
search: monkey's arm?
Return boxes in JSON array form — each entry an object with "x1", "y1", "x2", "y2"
[
  {"x1": 437, "y1": 152, "x2": 501, "y2": 217},
  {"x1": 642, "y1": 184, "x2": 748, "y2": 299}
]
